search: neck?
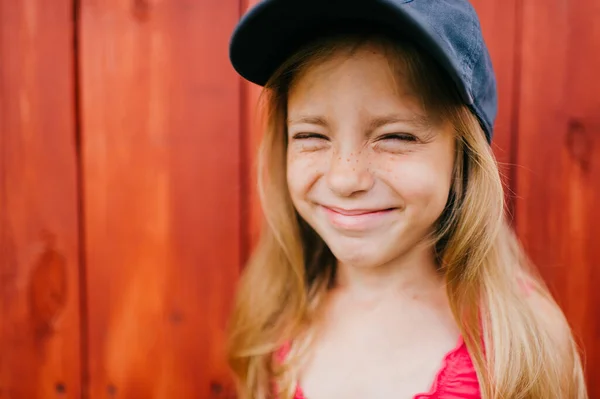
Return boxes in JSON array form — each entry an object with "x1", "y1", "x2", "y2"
[{"x1": 334, "y1": 243, "x2": 444, "y2": 305}]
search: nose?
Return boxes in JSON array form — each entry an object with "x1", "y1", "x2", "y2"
[{"x1": 326, "y1": 149, "x2": 374, "y2": 197}]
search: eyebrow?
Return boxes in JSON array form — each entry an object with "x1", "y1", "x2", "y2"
[
  {"x1": 287, "y1": 115, "x2": 329, "y2": 127},
  {"x1": 366, "y1": 114, "x2": 431, "y2": 131},
  {"x1": 287, "y1": 113, "x2": 431, "y2": 130}
]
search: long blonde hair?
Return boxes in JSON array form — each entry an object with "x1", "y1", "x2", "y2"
[{"x1": 226, "y1": 33, "x2": 587, "y2": 399}]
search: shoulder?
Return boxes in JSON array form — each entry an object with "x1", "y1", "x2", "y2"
[
  {"x1": 522, "y1": 281, "x2": 574, "y2": 354},
  {"x1": 513, "y1": 274, "x2": 575, "y2": 353},
  {"x1": 521, "y1": 282, "x2": 588, "y2": 396}
]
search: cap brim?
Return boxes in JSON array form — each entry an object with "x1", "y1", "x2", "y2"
[{"x1": 229, "y1": 0, "x2": 472, "y2": 105}]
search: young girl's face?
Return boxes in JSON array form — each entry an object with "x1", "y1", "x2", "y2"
[{"x1": 286, "y1": 44, "x2": 456, "y2": 268}]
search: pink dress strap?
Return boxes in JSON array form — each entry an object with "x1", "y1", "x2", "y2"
[{"x1": 413, "y1": 336, "x2": 480, "y2": 398}]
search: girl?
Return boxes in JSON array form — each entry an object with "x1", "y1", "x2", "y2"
[{"x1": 226, "y1": 1, "x2": 588, "y2": 398}]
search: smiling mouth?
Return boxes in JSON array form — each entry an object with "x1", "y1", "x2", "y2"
[
  {"x1": 325, "y1": 206, "x2": 396, "y2": 215},
  {"x1": 321, "y1": 205, "x2": 397, "y2": 230}
]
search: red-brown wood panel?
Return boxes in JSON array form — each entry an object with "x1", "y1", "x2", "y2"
[
  {"x1": 470, "y1": 0, "x2": 519, "y2": 215},
  {"x1": 516, "y1": 1, "x2": 600, "y2": 394},
  {"x1": 0, "y1": 1, "x2": 82, "y2": 397},
  {"x1": 79, "y1": 0, "x2": 241, "y2": 397}
]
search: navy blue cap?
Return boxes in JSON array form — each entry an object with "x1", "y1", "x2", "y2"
[{"x1": 229, "y1": 0, "x2": 497, "y2": 142}]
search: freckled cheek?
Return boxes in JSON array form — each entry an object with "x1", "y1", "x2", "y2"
[
  {"x1": 374, "y1": 157, "x2": 452, "y2": 203},
  {"x1": 286, "y1": 150, "x2": 329, "y2": 195}
]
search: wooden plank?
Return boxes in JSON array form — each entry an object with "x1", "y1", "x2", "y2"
[
  {"x1": 79, "y1": 0, "x2": 241, "y2": 397},
  {"x1": 0, "y1": 0, "x2": 82, "y2": 398},
  {"x1": 516, "y1": 0, "x2": 600, "y2": 393},
  {"x1": 470, "y1": 0, "x2": 519, "y2": 217}
]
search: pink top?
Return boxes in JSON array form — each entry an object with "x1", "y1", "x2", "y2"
[{"x1": 277, "y1": 336, "x2": 480, "y2": 399}]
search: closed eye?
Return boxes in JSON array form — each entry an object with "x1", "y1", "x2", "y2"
[
  {"x1": 291, "y1": 132, "x2": 329, "y2": 141},
  {"x1": 378, "y1": 133, "x2": 418, "y2": 142}
]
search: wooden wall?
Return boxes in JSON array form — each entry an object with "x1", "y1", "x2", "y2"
[
  {"x1": 79, "y1": 0, "x2": 241, "y2": 397},
  {"x1": 0, "y1": 1, "x2": 82, "y2": 397},
  {"x1": 515, "y1": 3, "x2": 600, "y2": 397},
  {"x1": 0, "y1": 0, "x2": 598, "y2": 398}
]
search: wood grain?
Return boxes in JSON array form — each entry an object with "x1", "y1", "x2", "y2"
[
  {"x1": 0, "y1": 0, "x2": 82, "y2": 397},
  {"x1": 79, "y1": 0, "x2": 241, "y2": 397},
  {"x1": 516, "y1": 0, "x2": 600, "y2": 393}
]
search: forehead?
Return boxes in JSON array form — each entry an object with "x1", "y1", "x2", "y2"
[{"x1": 287, "y1": 43, "x2": 426, "y2": 121}]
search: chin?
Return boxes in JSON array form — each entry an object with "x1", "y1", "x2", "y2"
[{"x1": 327, "y1": 241, "x2": 390, "y2": 269}]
